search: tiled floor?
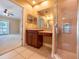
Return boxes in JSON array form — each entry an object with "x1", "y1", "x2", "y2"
[
  {"x1": 0, "y1": 35, "x2": 21, "y2": 55},
  {"x1": 0, "y1": 46, "x2": 53, "y2": 59}
]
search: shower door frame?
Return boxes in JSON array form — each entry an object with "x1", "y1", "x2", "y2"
[{"x1": 77, "y1": 0, "x2": 79, "y2": 59}]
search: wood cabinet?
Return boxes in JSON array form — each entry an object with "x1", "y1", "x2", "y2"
[{"x1": 26, "y1": 30, "x2": 43, "y2": 48}]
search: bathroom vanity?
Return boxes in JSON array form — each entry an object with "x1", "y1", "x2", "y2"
[
  {"x1": 26, "y1": 8, "x2": 53, "y2": 48},
  {"x1": 26, "y1": 29, "x2": 52, "y2": 48}
]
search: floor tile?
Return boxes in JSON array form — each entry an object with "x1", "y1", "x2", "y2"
[
  {"x1": 19, "y1": 49, "x2": 34, "y2": 59},
  {"x1": 0, "y1": 35, "x2": 21, "y2": 55},
  {"x1": 0, "y1": 50, "x2": 18, "y2": 59},
  {"x1": 0, "y1": 46, "x2": 53, "y2": 59},
  {"x1": 25, "y1": 46, "x2": 52, "y2": 58},
  {"x1": 29, "y1": 53, "x2": 46, "y2": 59},
  {"x1": 14, "y1": 47, "x2": 26, "y2": 53},
  {"x1": 12, "y1": 54, "x2": 25, "y2": 59}
]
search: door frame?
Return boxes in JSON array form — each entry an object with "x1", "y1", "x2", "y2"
[
  {"x1": 10, "y1": 0, "x2": 24, "y2": 46},
  {"x1": 0, "y1": 0, "x2": 24, "y2": 56}
]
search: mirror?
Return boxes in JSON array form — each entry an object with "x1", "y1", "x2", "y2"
[
  {"x1": 37, "y1": 16, "x2": 44, "y2": 29},
  {"x1": 37, "y1": 8, "x2": 53, "y2": 31}
]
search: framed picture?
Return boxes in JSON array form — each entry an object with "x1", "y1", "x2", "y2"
[{"x1": 27, "y1": 14, "x2": 37, "y2": 24}]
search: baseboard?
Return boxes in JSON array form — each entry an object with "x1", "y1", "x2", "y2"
[{"x1": 43, "y1": 43, "x2": 52, "y2": 48}]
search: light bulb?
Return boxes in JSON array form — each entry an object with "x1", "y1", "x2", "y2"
[
  {"x1": 47, "y1": 16, "x2": 50, "y2": 20},
  {"x1": 32, "y1": 0, "x2": 36, "y2": 4}
]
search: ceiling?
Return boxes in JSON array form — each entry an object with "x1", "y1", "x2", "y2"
[
  {"x1": 26, "y1": 0, "x2": 45, "y2": 6},
  {"x1": 0, "y1": 0, "x2": 22, "y2": 19}
]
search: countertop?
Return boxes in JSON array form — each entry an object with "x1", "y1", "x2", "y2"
[
  {"x1": 26, "y1": 29, "x2": 52, "y2": 34},
  {"x1": 26, "y1": 29, "x2": 43, "y2": 31},
  {"x1": 39, "y1": 31, "x2": 52, "y2": 34},
  {"x1": 26, "y1": 29, "x2": 52, "y2": 36}
]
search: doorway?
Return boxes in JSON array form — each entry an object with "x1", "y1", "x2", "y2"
[{"x1": 0, "y1": 0, "x2": 23, "y2": 55}]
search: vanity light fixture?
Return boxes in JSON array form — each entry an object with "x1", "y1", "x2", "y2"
[
  {"x1": 50, "y1": 15, "x2": 53, "y2": 19},
  {"x1": 32, "y1": 0, "x2": 36, "y2": 5},
  {"x1": 46, "y1": 15, "x2": 53, "y2": 20},
  {"x1": 47, "y1": 16, "x2": 50, "y2": 20}
]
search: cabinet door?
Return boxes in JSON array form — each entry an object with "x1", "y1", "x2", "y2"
[
  {"x1": 26, "y1": 31, "x2": 33, "y2": 45},
  {"x1": 37, "y1": 35, "x2": 43, "y2": 47},
  {"x1": 31, "y1": 31, "x2": 37, "y2": 47}
]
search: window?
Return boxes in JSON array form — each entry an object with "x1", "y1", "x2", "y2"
[{"x1": 0, "y1": 21, "x2": 9, "y2": 35}]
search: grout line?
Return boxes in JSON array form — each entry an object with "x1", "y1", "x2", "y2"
[
  {"x1": 13, "y1": 46, "x2": 51, "y2": 59},
  {"x1": 0, "y1": 45, "x2": 22, "y2": 56},
  {"x1": 27, "y1": 52, "x2": 36, "y2": 59},
  {"x1": 14, "y1": 47, "x2": 35, "y2": 59},
  {"x1": 14, "y1": 50, "x2": 26, "y2": 59},
  {"x1": 6, "y1": 53, "x2": 19, "y2": 59},
  {"x1": 14, "y1": 48, "x2": 26, "y2": 53},
  {"x1": 13, "y1": 46, "x2": 29, "y2": 59}
]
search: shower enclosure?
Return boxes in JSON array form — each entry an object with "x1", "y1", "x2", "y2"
[{"x1": 52, "y1": 0, "x2": 77, "y2": 59}]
